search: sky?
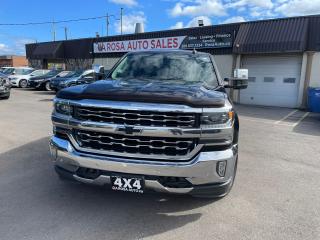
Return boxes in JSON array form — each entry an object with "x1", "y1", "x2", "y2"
[{"x1": 1, "y1": 0, "x2": 320, "y2": 55}]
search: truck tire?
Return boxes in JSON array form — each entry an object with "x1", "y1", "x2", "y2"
[{"x1": 19, "y1": 79, "x2": 28, "y2": 88}]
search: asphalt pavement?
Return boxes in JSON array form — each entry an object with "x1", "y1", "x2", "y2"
[{"x1": 0, "y1": 88, "x2": 319, "y2": 240}]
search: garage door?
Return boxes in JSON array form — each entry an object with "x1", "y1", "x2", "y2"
[{"x1": 240, "y1": 55, "x2": 302, "y2": 108}]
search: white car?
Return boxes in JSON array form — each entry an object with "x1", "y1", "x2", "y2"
[{"x1": 9, "y1": 69, "x2": 50, "y2": 88}]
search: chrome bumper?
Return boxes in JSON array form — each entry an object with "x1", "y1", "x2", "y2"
[{"x1": 50, "y1": 136, "x2": 237, "y2": 195}]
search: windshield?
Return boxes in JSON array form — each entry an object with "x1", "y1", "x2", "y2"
[
  {"x1": 72, "y1": 70, "x2": 84, "y2": 77},
  {"x1": 30, "y1": 70, "x2": 43, "y2": 76},
  {"x1": 0, "y1": 72, "x2": 7, "y2": 78},
  {"x1": 3, "y1": 68, "x2": 14, "y2": 74},
  {"x1": 57, "y1": 71, "x2": 68, "y2": 77},
  {"x1": 62, "y1": 71, "x2": 79, "y2": 78},
  {"x1": 43, "y1": 70, "x2": 60, "y2": 78},
  {"x1": 15, "y1": 68, "x2": 33, "y2": 75},
  {"x1": 111, "y1": 52, "x2": 218, "y2": 86}
]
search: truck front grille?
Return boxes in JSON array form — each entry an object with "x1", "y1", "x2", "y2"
[
  {"x1": 73, "y1": 106, "x2": 198, "y2": 128},
  {"x1": 73, "y1": 130, "x2": 198, "y2": 157}
]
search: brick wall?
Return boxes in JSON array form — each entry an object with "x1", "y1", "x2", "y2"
[{"x1": 11, "y1": 56, "x2": 28, "y2": 67}]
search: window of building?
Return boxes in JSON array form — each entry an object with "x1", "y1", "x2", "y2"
[
  {"x1": 264, "y1": 77, "x2": 275, "y2": 83},
  {"x1": 248, "y1": 77, "x2": 256, "y2": 82},
  {"x1": 283, "y1": 78, "x2": 296, "y2": 83}
]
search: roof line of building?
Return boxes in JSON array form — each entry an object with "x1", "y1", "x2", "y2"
[{"x1": 26, "y1": 14, "x2": 320, "y2": 46}]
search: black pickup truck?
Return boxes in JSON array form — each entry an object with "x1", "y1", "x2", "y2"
[{"x1": 50, "y1": 50, "x2": 248, "y2": 198}]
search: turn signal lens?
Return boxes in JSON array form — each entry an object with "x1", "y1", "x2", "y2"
[{"x1": 228, "y1": 111, "x2": 234, "y2": 120}]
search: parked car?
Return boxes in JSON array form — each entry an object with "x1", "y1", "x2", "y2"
[
  {"x1": 50, "y1": 69, "x2": 94, "y2": 92},
  {"x1": 2, "y1": 67, "x2": 34, "y2": 77},
  {"x1": 0, "y1": 67, "x2": 11, "y2": 73},
  {"x1": 50, "y1": 50, "x2": 249, "y2": 198},
  {"x1": 8, "y1": 69, "x2": 50, "y2": 88},
  {"x1": 0, "y1": 72, "x2": 11, "y2": 99},
  {"x1": 0, "y1": 67, "x2": 14, "y2": 74},
  {"x1": 28, "y1": 70, "x2": 71, "y2": 91}
]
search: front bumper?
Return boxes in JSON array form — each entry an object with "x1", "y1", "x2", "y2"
[
  {"x1": 0, "y1": 86, "x2": 10, "y2": 96},
  {"x1": 9, "y1": 80, "x2": 19, "y2": 87},
  {"x1": 50, "y1": 136, "x2": 237, "y2": 197},
  {"x1": 50, "y1": 82, "x2": 64, "y2": 91},
  {"x1": 28, "y1": 81, "x2": 45, "y2": 89}
]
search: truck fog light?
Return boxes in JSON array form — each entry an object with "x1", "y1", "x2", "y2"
[{"x1": 217, "y1": 161, "x2": 227, "y2": 177}]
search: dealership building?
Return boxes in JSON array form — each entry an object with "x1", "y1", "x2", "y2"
[{"x1": 26, "y1": 15, "x2": 320, "y2": 108}]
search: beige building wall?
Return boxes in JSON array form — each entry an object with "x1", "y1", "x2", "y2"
[
  {"x1": 212, "y1": 55, "x2": 234, "y2": 80},
  {"x1": 93, "y1": 57, "x2": 121, "y2": 70},
  {"x1": 309, "y1": 52, "x2": 320, "y2": 88}
]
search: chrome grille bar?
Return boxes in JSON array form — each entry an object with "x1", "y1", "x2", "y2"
[
  {"x1": 74, "y1": 106, "x2": 198, "y2": 128},
  {"x1": 73, "y1": 130, "x2": 198, "y2": 158}
]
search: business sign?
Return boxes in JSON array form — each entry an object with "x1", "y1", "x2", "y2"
[
  {"x1": 93, "y1": 34, "x2": 232, "y2": 53},
  {"x1": 180, "y1": 34, "x2": 233, "y2": 49},
  {"x1": 93, "y1": 36, "x2": 187, "y2": 53}
]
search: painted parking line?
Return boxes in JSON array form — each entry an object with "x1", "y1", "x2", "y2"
[
  {"x1": 240, "y1": 117, "x2": 275, "y2": 125},
  {"x1": 274, "y1": 110, "x2": 299, "y2": 125},
  {"x1": 274, "y1": 111, "x2": 310, "y2": 127},
  {"x1": 292, "y1": 112, "x2": 310, "y2": 127},
  {"x1": 241, "y1": 110, "x2": 311, "y2": 127}
]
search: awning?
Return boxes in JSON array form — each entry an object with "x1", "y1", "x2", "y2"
[
  {"x1": 32, "y1": 42, "x2": 64, "y2": 59},
  {"x1": 234, "y1": 17, "x2": 309, "y2": 54}
]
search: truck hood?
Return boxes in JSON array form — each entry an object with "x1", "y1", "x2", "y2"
[{"x1": 56, "y1": 79, "x2": 226, "y2": 108}]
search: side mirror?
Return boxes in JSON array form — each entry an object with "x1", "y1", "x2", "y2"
[
  {"x1": 224, "y1": 69, "x2": 249, "y2": 90},
  {"x1": 93, "y1": 65, "x2": 105, "y2": 74}
]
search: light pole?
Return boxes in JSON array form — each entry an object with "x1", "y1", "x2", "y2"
[
  {"x1": 106, "y1": 14, "x2": 119, "y2": 36},
  {"x1": 64, "y1": 27, "x2": 68, "y2": 40},
  {"x1": 120, "y1": 8, "x2": 123, "y2": 35},
  {"x1": 52, "y1": 18, "x2": 56, "y2": 41}
]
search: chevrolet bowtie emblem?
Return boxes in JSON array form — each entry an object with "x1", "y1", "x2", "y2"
[{"x1": 117, "y1": 125, "x2": 142, "y2": 135}]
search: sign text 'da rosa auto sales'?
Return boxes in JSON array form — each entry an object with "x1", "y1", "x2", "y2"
[{"x1": 93, "y1": 36, "x2": 187, "y2": 53}]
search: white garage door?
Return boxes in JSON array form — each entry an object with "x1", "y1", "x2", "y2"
[{"x1": 240, "y1": 55, "x2": 302, "y2": 108}]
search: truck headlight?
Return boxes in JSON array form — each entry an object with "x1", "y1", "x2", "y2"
[
  {"x1": 55, "y1": 101, "x2": 73, "y2": 115},
  {"x1": 201, "y1": 111, "x2": 234, "y2": 126}
]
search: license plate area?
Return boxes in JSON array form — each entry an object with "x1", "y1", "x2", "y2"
[{"x1": 111, "y1": 176, "x2": 145, "y2": 194}]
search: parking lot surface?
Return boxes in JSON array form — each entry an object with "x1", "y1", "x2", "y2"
[{"x1": 0, "y1": 89, "x2": 320, "y2": 240}]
